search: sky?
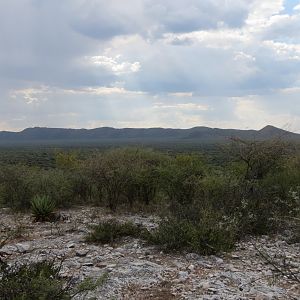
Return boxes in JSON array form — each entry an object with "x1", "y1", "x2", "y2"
[{"x1": 0, "y1": 0, "x2": 300, "y2": 132}]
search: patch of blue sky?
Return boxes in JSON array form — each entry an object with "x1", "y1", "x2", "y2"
[{"x1": 283, "y1": 0, "x2": 300, "y2": 14}]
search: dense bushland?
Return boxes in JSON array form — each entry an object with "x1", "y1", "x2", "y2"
[{"x1": 0, "y1": 140, "x2": 299, "y2": 254}]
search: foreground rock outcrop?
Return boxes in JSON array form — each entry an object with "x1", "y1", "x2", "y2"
[{"x1": 0, "y1": 207, "x2": 299, "y2": 299}]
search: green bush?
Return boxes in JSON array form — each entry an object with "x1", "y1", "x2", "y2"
[
  {"x1": 228, "y1": 138, "x2": 288, "y2": 180},
  {"x1": 0, "y1": 260, "x2": 71, "y2": 300},
  {"x1": 0, "y1": 166, "x2": 75, "y2": 210},
  {"x1": 123, "y1": 149, "x2": 164, "y2": 207},
  {"x1": 149, "y1": 214, "x2": 236, "y2": 255},
  {"x1": 85, "y1": 148, "x2": 165, "y2": 210},
  {"x1": 0, "y1": 165, "x2": 35, "y2": 209},
  {"x1": 231, "y1": 156, "x2": 300, "y2": 235},
  {"x1": 31, "y1": 195, "x2": 56, "y2": 222},
  {"x1": 216, "y1": 139, "x2": 299, "y2": 236},
  {"x1": 86, "y1": 220, "x2": 146, "y2": 244},
  {"x1": 30, "y1": 169, "x2": 75, "y2": 208},
  {"x1": 85, "y1": 149, "x2": 134, "y2": 210},
  {"x1": 159, "y1": 154, "x2": 205, "y2": 207},
  {"x1": 0, "y1": 260, "x2": 107, "y2": 300}
]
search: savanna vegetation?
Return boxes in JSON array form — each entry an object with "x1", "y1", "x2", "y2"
[{"x1": 0, "y1": 139, "x2": 299, "y2": 255}]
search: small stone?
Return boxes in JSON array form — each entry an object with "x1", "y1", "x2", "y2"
[
  {"x1": 215, "y1": 257, "x2": 224, "y2": 264},
  {"x1": 67, "y1": 242, "x2": 75, "y2": 248},
  {"x1": 96, "y1": 262, "x2": 107, "y2": 268},
  {"x1": 76, "y1": 250, "x2": 89, "y2": 257},
  {"x1": 263, "y1": 270, "x2": 273, "y2": 276},
  {"x1": 227, "y1": 264, "x2": 239, "y2": 272},
  {"x1": 15, "y1": 242, "x2": 31, "y2": 253},
  {"x1": 188, "y1": 264, "x2": 195, "y2": 272},
  {"x1": 200, "y1": 281, "x2": 210, "y2": 289},
  {"x1": 208, "y1": 288, "x2": 218, "y2": 294},
  {"x1": 186, "y1": 253, "x2": 201, "y2": 260},
  {"x1": 198, "y1": 262, "x2": 213, "y2": 269},
  {"x1": 178, "y1": 271, "x2": 189, "y2": 282},
  {"x1": 132, "y1": 261, "x2": 145, "y2": 266}
]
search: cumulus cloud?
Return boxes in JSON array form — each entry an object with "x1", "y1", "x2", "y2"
[
  {"x1": 87, "y1": 55, "x2": 141, "y2": 75},
  {"x1": 0, "y1": 0, "x2": 299, "y2": 132}
]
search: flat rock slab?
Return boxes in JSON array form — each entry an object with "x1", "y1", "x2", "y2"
[{"x1": 0, "y1": 207, "x2": 299, "y2": 299}]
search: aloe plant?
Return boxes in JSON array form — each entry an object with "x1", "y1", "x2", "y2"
[{"x1": 31, "y1": 195, "x2": 56, "y2": 222}]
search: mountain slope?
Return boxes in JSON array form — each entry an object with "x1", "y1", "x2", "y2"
[{"x1": 0, "y1": 125, "x2": 299, "y2": 143}]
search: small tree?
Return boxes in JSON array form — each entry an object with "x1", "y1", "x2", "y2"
[
  {"x1": 229, "y1": 138, "x2": 288, "y2": 181},
  {"x1": 229, "y1": 138, "x2": 294, "y2": 234}
]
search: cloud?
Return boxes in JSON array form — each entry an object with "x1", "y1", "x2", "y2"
[
  {"x1": 10, "y1": 87, "x2": 49, "y2": 105},
  {"x1": 87, "y1": 55, "x2": 141, "y2": 75},
  {"x1": 153, "y1": 102, "x2": 209, "y2": 111},
  {"x1": 0, "y1": 0, "x2": 299, "y2": 132},
  {"x1": 145, "y1": 0, "x2": 251, "y2": 35}
]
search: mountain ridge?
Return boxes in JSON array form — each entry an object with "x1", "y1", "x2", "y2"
[{"x1": 0, "y1": 125, "x2": 299, "y2": 144}]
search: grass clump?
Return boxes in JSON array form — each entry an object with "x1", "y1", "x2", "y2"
[
  {"x1": 0, "y1": 260, "x2": 108, "y2": 300},
  {"x1": 31, "y1": 195, "x2": 56, "y2": 222},
  {"x1": 86, "y1": 220, "x2": 146, "y2": 244}
]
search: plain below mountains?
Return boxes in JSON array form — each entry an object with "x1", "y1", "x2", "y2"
[{"x1": 0, "y1": 125, "x2": 299, "y2": 145}]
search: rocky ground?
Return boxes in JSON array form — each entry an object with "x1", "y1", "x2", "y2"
[{"x1": 0, "y1": 207, "x2": 299, "y2": 299}]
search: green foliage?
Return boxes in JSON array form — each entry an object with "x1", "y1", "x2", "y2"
[
  {"x1": 31, "y1": 195, "x2": 56, "y2": 222},
  {"x1": 0, "y1": 260, "x2": 71, "y2": 300},
  {"x1": 159, "y1": 154, "x2": 205, "y2": 207},
  {"x1": 86, "y1": 220, "x2": 146, "y2": 244},
  {"x1": 86, "y1": 149, "x2": 135, "y2": 210},
  {"x1": 0, "y1": 166, "x2": 83, "y2": 210},
  {"x1": 149, "y1": 216, "x2": 236, "y2": 255},
  {"x1": 0, "y1": 260, "x2": 107, "y2": 300},
  {"x1": 86, "y1": 148, "x2": 165, "y2": 210},
  {"x1": 31, "y1": 169, "x2": 74, "y2": 208},
  {"x1": 55, "y1": 151, "x2": 80, "y2": 170},
  {"x1": 198, "y1": 171, "x2": 241, "y2": 213},
  {"x1": 0, "y1": 165, "x2": 35, "y2": 209},
  {"x1": 71, "y1": 272, "x2": 108, "y2": 299},
  {"x1": 0, "y1": 148, "x2": 56, "y2": 169},
  {"x1": 123, "y1": 149, "x2": 164, "y2": 207},
  {"x1": 1, "y1": 141, "x2": 299, "y2": 253},
  {"x1": 229, "y1": 138, "x2": 288, "y2": 180}
]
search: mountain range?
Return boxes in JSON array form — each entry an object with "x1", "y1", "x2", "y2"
[{"x1": 0, "y1": 125, "x2": 299, "y2": 144}]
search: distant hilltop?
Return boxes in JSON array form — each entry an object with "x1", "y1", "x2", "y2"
[{"x1": 0, "y1": 125, "x2": 299, "y2": 144}]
